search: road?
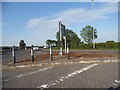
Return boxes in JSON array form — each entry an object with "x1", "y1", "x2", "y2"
[
  {"x1": 2, "y1": 61, "x2": 119, "y2": 89},
  {"x1": 2, "y1": 49, "x2": 47, "y2": 63},
  {"x1": 2, "y1": 49, "x2": 119, "y2": 63}
]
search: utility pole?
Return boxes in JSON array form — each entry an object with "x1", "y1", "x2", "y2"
[{"x1": 92, "y1": 0, "x2": 95, "y2": 49}]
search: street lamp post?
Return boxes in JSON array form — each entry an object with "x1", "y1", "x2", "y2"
[{"x1": 92, "y1": 0, "x2": 95, "y2": 49}]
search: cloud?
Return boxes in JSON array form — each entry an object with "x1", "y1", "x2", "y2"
[
  {"x1": 26, "y1": 2, "x2": 117, "y2": 28},
  {"x1": 26, "y1": 2, "x2": 118, "y2": 43}
]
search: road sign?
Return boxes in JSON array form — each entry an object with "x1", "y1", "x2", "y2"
[{"x1": 61, "y1": 24, "x2": 66, "y2": 36}]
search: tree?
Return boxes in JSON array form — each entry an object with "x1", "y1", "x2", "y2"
[
  {"x1": 46, "y1": 39, "x2": 57, "y2": 47},
  {"x1": 56, "y1": 29, "x2": 81, "y2": 48},
  {"x1": 80, "y1": 26, "x2": 97, "y2": 44},
  {"x1": 51, "y1": 40, "x2": 57, "y2": 47},
  {"x1": 46, "y1": 39, "x2": 52, "y2": 47},
  {"x1": 19, "y1": 40, "x2": 26, "y2": 49},
  {"x1": 106, "y1": 40, "x2": 115, "y2": 43}
]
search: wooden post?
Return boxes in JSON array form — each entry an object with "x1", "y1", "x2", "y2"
[
  {"x1": 12, "y1": 46, "x2": 16, "y2": 63},
  {"x1": 50, "y1": 45, "x2": 53, "y2": 61},
  {"x1": 31, "y1": 45, "x2": 34, "y2": 62},
  {"x1": 67, "y1": 44, "x2": 70, "y2": 60}
]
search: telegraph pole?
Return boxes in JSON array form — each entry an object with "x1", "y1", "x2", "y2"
[{"x1": 92, "y1": 0, "x2": 95, "y2": 49}]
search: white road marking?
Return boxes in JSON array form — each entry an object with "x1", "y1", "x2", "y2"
[
  {"x1": 40, "y1": 84, "x2": 49, "y2": 88},
  {"x1": 2, "y1": 67, "x2": 53, "y2": 82},
  {"x1": 37, "y1": 63, "x2": 98, "y2": 89},
  {"x1": 115, "y1": 80, "x2": 120, "y2": 83},
  {"x1": 113, "y1": 80, "x2": 120, "y2": 86},
  {"x1": 5, "y1": 59, "x2": 118, "y2": 69}
]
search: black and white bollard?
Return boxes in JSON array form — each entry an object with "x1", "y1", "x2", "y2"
[
  {"x1": 12, "y1": 46, "x2": 16, "y2": 63},
  {"x1": 67, "y1": 45, "x2": 70, "y2": 60},
  {"x1": 31, "y1": 45, "x2": 34, "y2": 62},
  {"x1": 50, "y1": 45, "x2": 53, "y2": 61}
]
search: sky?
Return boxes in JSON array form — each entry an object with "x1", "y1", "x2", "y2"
[{"x1": 1, "y1": 1, "x2": 118, "y2": 46}]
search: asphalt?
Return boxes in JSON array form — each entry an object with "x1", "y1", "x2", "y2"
[
  {"x1": 2, "y1": 49, "x2": 47, "y2": 63},
  {"x1": 2, "y1": 61, "x2": 119, "y2": 89}
]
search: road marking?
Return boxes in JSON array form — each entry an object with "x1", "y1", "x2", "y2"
[
  {"x1": 4, "y1": 59, "x2": 118, "y2": 69},
  {"x1": 2, "y1": 67, "x2": 53, "y2": 82},
  {"x1": 37, "y1": 63, "x2": 98, "y2": 89},
  {"x1": 115, "y1": 80, "x2": 120, "y2": 83}
]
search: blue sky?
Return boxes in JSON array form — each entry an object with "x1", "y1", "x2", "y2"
[{"x1": 2, "y1": 2, "x2": 118, "y2": 46}]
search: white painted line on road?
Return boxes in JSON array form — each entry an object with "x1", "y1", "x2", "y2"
[
  {"x1": 2, "y1": 67, "x2": 53, "y2": 82},
  {"x1": 113, "y1": 80, "x2": 120, "y2": 87},
  {"x1": 37, "y1": 63, "x2": 98, "y2": 89},
  {"x1": 115, "y1": 80, "x2": 120, "y2": 83},
  {"x1": 5, "y1": 59, "x2": 118, "y2": 69},
  {"x1": 104, "y1": 60, "x2": 118, "y2": 63}
]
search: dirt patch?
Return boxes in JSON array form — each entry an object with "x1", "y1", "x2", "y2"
[
  {"x1": 3, "y1": 52, "x2": 118, "y2": 66},
  {"x1": 70, "y1": 53, "x2": 118, "y2": 60}
]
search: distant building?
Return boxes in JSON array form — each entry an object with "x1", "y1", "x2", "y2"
[
  {"x1": 33, "y1": 46, "x2": 39, "y2": 50},
  {"x1": 43, "y1": 45, "x2": 48, "y2": 49}
]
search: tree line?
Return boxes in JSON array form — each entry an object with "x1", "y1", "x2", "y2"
[
  {"x1": 46, "y1": 25, "x2": 119, "y2": 50},
  {"x1": 10, "y1": 25, "x2": 118, "y2": 50}
]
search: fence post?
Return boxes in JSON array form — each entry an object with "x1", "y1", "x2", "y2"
[
  {"x1": 31, "y1": 45, "x2": 34, "y2": 62},
  {"x1": 50, "y1": 45, "x2": 53, "y2": 61},
  {"x1": 12, "y1": 46, "x2": 16, "y2": 63},
  {"x1": 67, "y1": 44, "x2": 70, "y2": 60}
]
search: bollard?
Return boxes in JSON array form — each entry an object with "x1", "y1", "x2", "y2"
[
  {"x1": 50, "y1": 45, "x2": 53, "y2": 61},
  {"x1": 12, "y1": 46, "x2": 16, "y2": 63},
  {"x1": 67, "y1": 45, "x2": 70, "y2": 60},
  {"x1": 31, "y1": 45, "x2": 34, "y2": 62}
]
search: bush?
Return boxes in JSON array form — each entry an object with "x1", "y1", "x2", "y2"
[{"x1": 77, "y1": 42, "x2": 119, "y2": 50}]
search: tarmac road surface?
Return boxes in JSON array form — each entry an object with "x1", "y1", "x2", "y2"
[
  {"x1": 2, "y1": 49, "x2": 47, "y2": 63},
  {"x1": 2, "y1": 61, "x2": 119, "y2": 89}
]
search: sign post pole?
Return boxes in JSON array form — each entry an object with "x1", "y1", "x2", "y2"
[
  {"x1": 64, "y1": 36, "x2": 67, "y2": 54},
  {"x1": 59, "y1": 21, "x2": 62, "y2": 56}
]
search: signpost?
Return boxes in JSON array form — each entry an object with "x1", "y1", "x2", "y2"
[{"x1": 59, "y1": 21, "x2": 66, "y2": 56}]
